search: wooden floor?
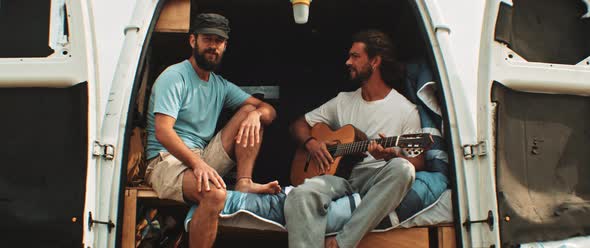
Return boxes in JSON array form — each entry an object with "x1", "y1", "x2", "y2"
[
  {"x1": 212, "y1": 225, "x2": 456, "y2": 248},
  {"x1": 359, "y1": 228, "x2": 430, "y2": 248}
]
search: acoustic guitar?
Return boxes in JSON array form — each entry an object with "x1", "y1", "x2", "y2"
[{"x1": 290, "y1": 123, "x2": 433, "y2": 186}]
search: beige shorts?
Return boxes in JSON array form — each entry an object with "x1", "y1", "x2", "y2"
[{"x1": 144, "y1": 131, "x2": 235, "y2": 203}]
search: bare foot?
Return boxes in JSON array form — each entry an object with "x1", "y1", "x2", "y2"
[
  {"x1": 325, "y1": 236, "x2": 339, "y2": 248},
  {"x1": 235, "y1": 178, "x2": 281, "y2": 194}
]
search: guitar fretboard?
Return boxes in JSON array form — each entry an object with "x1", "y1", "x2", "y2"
[{"x1": 333, "y1": 136, "x2": 400, "y2": 156}]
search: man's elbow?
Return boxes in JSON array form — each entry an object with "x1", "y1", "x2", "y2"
[
  {"x1": 290, "y1": 116, "x2": 309, "y2": 136},
  {"x1": 260, "y1": 103, "x2": 277, "y2": 125},
  {"x1": 267, "y1": 108, "x2": 277, "y2": 124}
]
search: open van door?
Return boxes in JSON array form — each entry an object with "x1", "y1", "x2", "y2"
[
  {"x1": 477, "y1": 0, "x2": 590, "y2": 246},
  {"x1": 91, "y1": 1, "x2": 166, "y2": 247},
  {"x1": 0, "y1": 0, "x2": 100, "y2": 247}
]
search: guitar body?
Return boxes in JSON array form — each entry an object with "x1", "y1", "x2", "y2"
[{"x1": 290, "y1": 123, "x2": 367, "y2": 186}]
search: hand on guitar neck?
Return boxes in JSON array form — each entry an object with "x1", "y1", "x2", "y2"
[{"x1": 367, "y1": 133, "x2": 403, "y2": 161}]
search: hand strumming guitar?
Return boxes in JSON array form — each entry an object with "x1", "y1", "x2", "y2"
[{"x1": 304, "y1": 138, "x2": 337, "y2": 174}]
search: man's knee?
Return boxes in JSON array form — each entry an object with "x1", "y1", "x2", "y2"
[
  {"x1": 285, "y1": 186, "x2": 306, "y2": 206},
  {"x1": 285, "y1": 179, "x2": 331, "y2": 216},
  {"x1": 284, "y1": 189, "x2": 308, "y2": 221},
  {"x1": 385, "y1": 158, "x2": 416, "y2": 181},
  {"x1": 237, "y1": 104, "x2": 256, "y2": 115},
  {"x1": 199, "y1": 188, "x2": 227, "y2": 211},
  {"x1": 284, "y1": 186, "x2": 314, "y2": 213}
]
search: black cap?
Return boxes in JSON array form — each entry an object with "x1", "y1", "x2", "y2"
[{"x1": 192, "y1": 13, "x2": 230, "y2": 39}]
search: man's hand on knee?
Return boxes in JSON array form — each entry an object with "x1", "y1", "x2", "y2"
[
  {"x1": 192, "y1": 161, "x2": 226, "y2": 192},
  {"x1": 235, "y1": 110, "x2": 262, "y2": 147}
]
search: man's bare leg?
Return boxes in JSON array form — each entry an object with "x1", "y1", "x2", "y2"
[
  {"x1": 220, "y1": 104, "x2": 280, "y2": 194},
  {"x1": 183, "y1": 170, "x2": 227, "y2": 248},
  {"x1": 233, "y1": 128, "x2": 280, "y2": 194}
]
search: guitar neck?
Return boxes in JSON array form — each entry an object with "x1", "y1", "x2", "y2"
[{"x1": 333, "y1": 136, "x2": 400, "y2": 156}]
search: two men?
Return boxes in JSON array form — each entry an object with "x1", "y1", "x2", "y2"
[
  {"x1": 145, "y1": 13, "x2": 280, "y2": 248},
  {"x1": 286, "y1": 30, "x2": 424, "y2": 248},
  {"x1": 147, "y1": 12, "x2": 421, "y2": 248}
]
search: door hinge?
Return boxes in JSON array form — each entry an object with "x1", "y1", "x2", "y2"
[
  {"x1": 462, "y1": 141, "x2": 487, "y2": 160},
  {"x1": 88, "y1": 211, "x2": 115, "y2": 233},
  {"x1": 463, "y1": 210, "x2": 494, "y2": 232},
  {"x1": 93, "y1": 141, "x2": 115, "y2": 160}
]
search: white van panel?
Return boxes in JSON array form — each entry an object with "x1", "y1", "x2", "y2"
[
  {"x1": 0, "y1": 0, "x2": 100, "y2": 247},
  {"x1": 478, "y1": 0, "x2": 590, "y2": 246},
  {"x1": 419, "y1": 0, "x2": 499, "y2": 246},
  {"x1": 93, "y1": 0, "x2": 161, "y2": 247},
  {"x1": 0, "y1": 0, "x2": 96, "y2": 88},
  {"x1": 487, "y1": 42, "x2": 590, "y2": 96}
]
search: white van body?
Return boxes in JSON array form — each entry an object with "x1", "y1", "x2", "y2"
[
  {"x1": 1, "y1": 0, "x2": 588, "y2": 247},
  {"x1": 91, "y1": 0, "x2": 489, "y2": 247}
]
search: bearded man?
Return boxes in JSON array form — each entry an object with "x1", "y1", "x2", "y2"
[
  {"x1": 144, "y1": 13, "x2": 280, "y2": 248},
  {"x1": 286, "y1": 30, "x2": 424, "y2": 248}
]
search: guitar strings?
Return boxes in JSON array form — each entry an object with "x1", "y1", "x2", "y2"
[
  {"x1": 324, "y1": 135, "x2": 426, "y2": 158},
  {"x1": 327, "y1": 138, "x2": 396, "y2": 154}
]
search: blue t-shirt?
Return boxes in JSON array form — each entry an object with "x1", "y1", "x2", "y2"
[{"x1": 145, "y1": 60, "x2": 250, "y2": 159}]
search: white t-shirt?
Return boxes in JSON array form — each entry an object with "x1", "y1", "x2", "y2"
[{"x1": 305, "y1": 88, "x2": 421, "y2": 165}]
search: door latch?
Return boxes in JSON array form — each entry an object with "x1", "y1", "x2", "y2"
[
  {"x1": 93, "y1": 141, "x2": 115, "y2": 160},
  {"x1": 463, "y1": 141, "x2": 487, "y2": 160},
  {"x1": 88, "y1": 211, "x2": 115, "y2": 233}
]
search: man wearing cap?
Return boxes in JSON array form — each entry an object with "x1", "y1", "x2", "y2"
[{"x1": 144, "y1": 13, "x2": 280, "y2": 247}]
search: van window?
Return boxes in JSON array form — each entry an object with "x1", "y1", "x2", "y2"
[
  {"x1": 494, "y1": 0, "x2": 590, "y2": 65},
  {"x1": 0, "y1": 0, "x2": 54, "y2": 57}
]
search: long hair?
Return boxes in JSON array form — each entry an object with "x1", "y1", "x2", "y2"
[{"x1": 352, "y1": 30, "x2": 404, "y2": 91}]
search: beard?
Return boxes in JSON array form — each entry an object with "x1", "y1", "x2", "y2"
[
  {"x1": 193, "y1": 45, "x2": 223, "y2": 71},
  {"x1": 348, "y1": 63, "x2": 373, "y2": 84}
]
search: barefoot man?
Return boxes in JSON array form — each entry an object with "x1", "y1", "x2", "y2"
[{"x1": 144, "y1": 13, "x2": 281, "y2": 248}]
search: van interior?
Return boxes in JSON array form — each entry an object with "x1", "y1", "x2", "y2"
[
  {"x1": 125, "y1": 0, "x2": 590, "y2": 246},
  {"x1": 121, "y1": 0, "x2": 454, "y2": 246},
  {"x1": 137, "y1": 0, "x2": 432, "y2": 186}
]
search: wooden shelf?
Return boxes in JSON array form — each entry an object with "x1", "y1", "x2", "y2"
[
  {"x1": 155, "y1": 0, "x2": 190, "y2": 33},
  {"x1": 121, "y1": 187, "x2": 182, "y2": 248},
  {"x1": 135, "y1": 187, "x2": 158, "y2": 198}
]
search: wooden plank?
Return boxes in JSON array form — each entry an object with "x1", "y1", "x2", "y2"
[
  {"x1": 358, "y1": 227, "x2": 429, "y2": 248},
  {"x1": 127, "y1": 187, "x2": 184, "y2": 206},
  {"x1": 437, "y1": 226, "x2": 456, "y2": 248},
  {"x1": 155, "y1": 0, "x2": 190, "y2": 33},
  {"x1": 136, "y1": 187, "x2": 158, "y2": 198},
  {"x1": 122, "y1": 189, "x2": 138, "y2": 248}
]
